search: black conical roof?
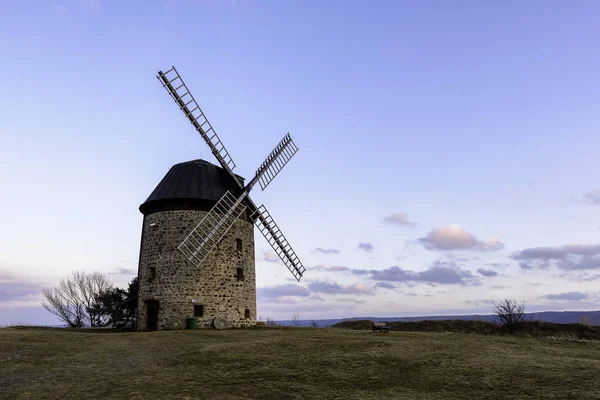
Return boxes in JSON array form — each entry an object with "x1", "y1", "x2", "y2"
[{"x1": 139, "y1": 159, "x2": 245, "y2": 215}]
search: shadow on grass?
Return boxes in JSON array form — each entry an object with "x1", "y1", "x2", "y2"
[
  {"x1": 1, "y1": 324, "x2": 298, "y2": 334},
  {"x1": 1, "y1": 325, "x2": 125, "y2": 334}
]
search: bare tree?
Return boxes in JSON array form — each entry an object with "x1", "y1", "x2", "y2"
[
  {"x1": 310, "y1": 319, "x2": 319, "y2": 328},
  {"x1": 42, "y1": 270, "x2": 112, "y2": 328},
  {"x1": 291, "y1": 312, "x2": 301, "y2": 326},
  {"x1": 493, "y1": 299, "x2": 527, "y2": 334}
]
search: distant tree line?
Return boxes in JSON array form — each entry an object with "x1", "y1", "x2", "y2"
[{"x1": 41, "y1": 270, "x2": 138, "y2": 328}]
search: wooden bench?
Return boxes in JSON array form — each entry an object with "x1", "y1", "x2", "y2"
[{"x1": 372, "y1": 322, "x2": 390, "y2": 333}]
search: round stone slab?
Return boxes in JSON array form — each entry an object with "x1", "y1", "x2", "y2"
[{"x1": 213, "y1": 318, "x2": 230, "y2": 330}]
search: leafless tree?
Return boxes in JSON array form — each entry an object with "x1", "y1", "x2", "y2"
[
  {"x1": 493, "y1": 299, "x2": 527, "y2": 334},
  {"x1": 310, "y1": 319, "x2": 319, "y2": 328},
  {"x1": 41, "y1": 270, "x2": 112, "y2": 328},
  {"x1": 291, "y1": 312, "x2": 301, "y2": 326}
]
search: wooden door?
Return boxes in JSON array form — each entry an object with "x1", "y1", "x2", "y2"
[{"x1": 145, "y1": 300, "x2": 159, "y2": 330}]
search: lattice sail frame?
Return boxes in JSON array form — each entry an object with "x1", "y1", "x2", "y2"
[
  {"x1": 178, "y1": 191, "x2": 247, "y2": 267},
  {"x1": 157, "y1": 65, "x2": 306, "y2": 281},
  {"x1": 254, "y1": 133, "x2": 298, "y2": 191},
  {"x1": 252, "y1": 205, "x2": 306, "y2": 281},
  {"x1": 157, "y1": 67, "x2": 240, "y2": 184}
]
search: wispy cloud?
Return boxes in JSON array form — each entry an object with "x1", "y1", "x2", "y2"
[
  {"x1": 0, "y1": 271, "x2": 44, "y2": 306},
  {"x1": 108, "y1": 268, "x2": 136, "y2": 275},
  {"x1": 257, "y1": 284, "x2": 310, "y2": 298},
  {"x1": 511, "y1": 244, "x2": 600, "y2": 271},
  {"x1": 464, "y1": 299, "x2": 495, "y2": 307},
  {"x1": 375, "y1": 282, "x2": 397, "y2": 289},
  {"x1": 443, "y1": 253, "x2": 471, "y2": 263},
  {"x1": 308, "y1": 264, "x2": 351, "y2": 273},
  {"x1": 358, "y1": 242, "x2": 374, "y2": 253},
  {"x1": 307, "y1": 281, "x2": 374, "y2": 296},
  {"x1": 313, "y1": 247, "x2": 340, "y2": 255},
  {"x1": 476, "y1": 268, "x2": 498, "y2": 277},
  {"x1": 0, "y1": 280, "x2": 41, "y2": 303},
  {"x1": 257, "y1": 301, "x2": 358, "y2": 316},
  {"x1": 542, "y1": 292, "x2": 589, "y2": 301},
  {"x1": 418, "y1": 225, "x2": 504, "y2": 252},
  {"x1": 558, "y1": 271, "x2": 600, "y2": 282},
  {"x1": 583, "y1": 189, "x2": 600, "y2": 205},
  {"x1": 261, "y1": 250, "x2": 280, "y2": 263},
  {"x1": 383, "y1": 212, "x2": 417, "y2": 228},
  {"x1": 354, "y1": 261, "x2": 478, "y2": 286},
  {"x1": 519, "y1": 262, "x2": 535, "y2": 271},
  {"x1": 486, "y1": 263, "x2": 510, "y2": 269}
]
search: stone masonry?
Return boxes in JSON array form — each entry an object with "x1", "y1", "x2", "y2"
[{"x1": 136, "y1": 209, "x2": 256, "y2": 330}]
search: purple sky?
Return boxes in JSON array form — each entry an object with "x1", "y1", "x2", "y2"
[{"x1": 1, "y1": 0, "x2": 599, "y2": 325}]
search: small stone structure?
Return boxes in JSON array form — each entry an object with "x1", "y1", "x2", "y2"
[{"x1": 136, "y1": 159, "x2": 256, "y2": 330}]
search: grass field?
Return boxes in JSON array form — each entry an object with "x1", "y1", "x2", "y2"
[{"x1": 1, "y1": 327, "x2": 600, "y2": 399}]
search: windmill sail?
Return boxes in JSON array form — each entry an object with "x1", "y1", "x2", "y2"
[
  {"x1": 157, "y1": 65, "x2": 306, "y2": 282},
  {"x1": 157, "y1": 66, "x2": 243, "y2": 188},
  {"x1": 178, "y1": 191, "x2": 247, "y2": 267},
  {"x1": 253, "y1": 133, "x2": 299, "y2": 191},
  {"x1": 252, "y1": 204, "x2": 306, "y2": 282}
]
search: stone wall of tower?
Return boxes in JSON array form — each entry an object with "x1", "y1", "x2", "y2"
[{"x1": 136, "y1": 209, "x2": 256, "y2": 330}]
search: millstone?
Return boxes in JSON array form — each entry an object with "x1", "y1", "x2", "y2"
[{"x1": 213, "y1": 317, "x2": 230, "y2": 330}]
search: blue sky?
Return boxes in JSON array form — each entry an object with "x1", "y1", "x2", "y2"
[{"x1": 1, "y1": 0, "x2": 599, "y2": 325}]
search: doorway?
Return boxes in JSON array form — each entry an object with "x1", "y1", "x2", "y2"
[{"x1": 145, "y1": 300, "x2": 159, "y2": 330}]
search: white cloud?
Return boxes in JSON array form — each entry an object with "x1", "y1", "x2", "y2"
[{"x1": 418, "y1": 225, "x2": 504, "y2": 252}]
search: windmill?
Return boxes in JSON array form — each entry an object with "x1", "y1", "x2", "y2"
[{"x1": 156, "y1": 66, "x2": 306, "y2": 282}]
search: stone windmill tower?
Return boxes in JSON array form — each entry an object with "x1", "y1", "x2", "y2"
[{"x1": 136, "y1": 66, "x2": 306, "y2": 330}]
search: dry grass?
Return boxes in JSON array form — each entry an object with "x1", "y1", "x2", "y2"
[{"x1": 1, "y1": 326, "x2": 600, "y2": 399}]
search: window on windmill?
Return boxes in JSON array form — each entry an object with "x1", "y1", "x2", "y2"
[
  {"x1": 236, "y1": 267, "x2": 244, "y2": 282},
  {"x1": 149, "y1": 267, "x2": 156, "y2": 281},
  {"x1": 194, "y1": 304, "x2": 204, "y2": 317},
  {"x1": 244, "y1": 309, "x2": 250, "y2": 319},
  {"x1": 236, "y1": 238, "x2": 243, "y2": 252}
]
